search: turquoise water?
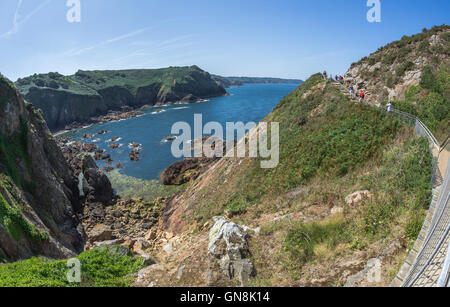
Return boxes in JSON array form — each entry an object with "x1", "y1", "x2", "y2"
[{"x1": 64, "y1": 83, "x2": 298, "y2": 180}]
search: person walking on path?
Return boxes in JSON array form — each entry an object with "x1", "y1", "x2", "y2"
[
  {"x1": 323, "y1": 71, "x2": 328, "y2": 80},
  {"x1": 387, "y1": 100, "x2": 393, "y2": 113},
  {"x1": 349, "y1": 85, "x2": 354, "y2": 98},
  {"x1": 359, "y1": 90, "x2": 365, "y2": 102}
]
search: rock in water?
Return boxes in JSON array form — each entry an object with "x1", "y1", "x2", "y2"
[
  {"x1": 129, "y1": 149, "x2": 140, "y2": 161},
  {"x1": 207, "y1": 216, "x2": 255, "y2": 286}
]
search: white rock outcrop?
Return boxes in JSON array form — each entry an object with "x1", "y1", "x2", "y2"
[{"x1": 206, "y1": 216, "x2": 255, "y2": 286}]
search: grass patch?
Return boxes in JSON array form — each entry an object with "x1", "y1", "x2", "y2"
[
  {"x1": 250, "y1": 134, "x2": 432, "y2": 284},
  {"x1": 0, "y1": 74, "x2": 17, "y2": 109},
  {"x1": 0, "y1": 246, "x2": 144, "y2": 287},
  {"x1": 283, "y1": 217, "x2": 351, "y2": 266},
  {"x1": 392, "y1": 64, "x2": 449, "y2": 142},
  {"x1": 241, "y1": 80, "x2": 401, "y2": 204},
  {"x1": 0, "y1": 117, "x2": 32, "y2": 189},
  {"x1": 360, "y1": 136, "x2": 432, "y2": 242},
  {"x1": 0, "y1": 178, "x2": 46, "y2": 242}
]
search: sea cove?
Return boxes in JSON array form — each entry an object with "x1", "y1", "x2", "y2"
[{"x1": 62, "y1": 83, "x2": 299, "y2": 181}]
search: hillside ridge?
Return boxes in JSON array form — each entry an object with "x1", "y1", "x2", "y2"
[{"x1": 16, "y1": 66, "x2": 227, "y2": 131}]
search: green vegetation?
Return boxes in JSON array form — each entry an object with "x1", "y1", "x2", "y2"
[
  {"x1": 351, "y1": 135, "x2": 431, "y2": 247},
  {"x1": 391, "y1": 64, "x2": 450, "y2": 141},
  {"x1": 17, "y1": 66, "x2": 223, "y2": 97},
  {"x1": 212, "y1": 75, "x2": 303, "y2": 87},
  {"x1": 176, "y1": 72, "x2": 434, "y2": 285},
  {"x1": 16, "y1": 66, "x2": 226, "y2": 131},
  {"x1": 395, "y1": 61, "x2": 415, "y2": 77},
  {"x1": 0, "y1": 246, "x2": 144, "y2": 287},
  {"x1": 239, "y1": 78, "x2": 401, "y2": 207},
  {"x1": 0, "y1": 74, "x2": 17, "y2": 109},
  {"x1": 0, "y1": 117, "x2": 32, "y2": 189},
  {"x1": 0, "y1": 176, "x2": 46, "y2": 242},
  {"x1": 72, "y1": 66, "x2": 216, "y2": 95},
  {"x1": 349, "y1": 25, "x2": 449, "y2": 103},
  {"x1": 16, "y1": 72, "x2": 99, "y2": 97},
  {"x1": 107, "y1": 170, "x2": 184, "y2": 201},
  {"x1": 252, "y1": 132, "x2": 432, "y2": 284},
  {"x1": 353, "y1": 25, "x2": 450, "y2": 68},
  {"x1": 283, "y1": 217, "x2": 351, "y2": 267},
  {"x1": 190, "y1": 75, "x2": 407, "y2": 225}
]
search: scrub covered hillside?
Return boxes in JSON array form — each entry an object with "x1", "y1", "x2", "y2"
[
  {"x1": 345, "y1": 25, "x2": 449, "y2": 141},
  {"x1": 158, "y1": 74, "x2": 433, "y2": 287},
  {"x1": 16, "y1": 66, "x2": 227, "y2": 131}
]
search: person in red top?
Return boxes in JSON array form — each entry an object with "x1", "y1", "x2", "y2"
[{"x1": 359, "y1": 90, "x2": 365, "y2": 102}]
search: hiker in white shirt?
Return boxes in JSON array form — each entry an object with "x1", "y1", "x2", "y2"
[{"x1": 387, "y1": 101, "x2": 393, "y2": 113}]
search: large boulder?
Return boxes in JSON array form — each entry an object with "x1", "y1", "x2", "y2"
[
  {"x1": 160, "y1": 157, "x2": 218, "y2": 185},
  {"x1": 88, "y1": 224, "x2": 113, "y2": 243},
  {"x1": 81, "y1": 154, "x2": 114, "y2": 205},
  {"x1": 206, "y1": 216, "x2": 255, "y2": 286}
]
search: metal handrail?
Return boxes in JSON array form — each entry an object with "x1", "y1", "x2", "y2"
[
  {"x1": 438, "y1": 244, "x2": 450, "y2": 287},
  {"x1": 334, "y1": 81, "x2": 441, "y2": 149},
  {"x1": 441, "y1": 135, "x2": 450, "y2": 153},
  {"x1": 333, "y1": 80, "x2": 449, "y2": 287}
]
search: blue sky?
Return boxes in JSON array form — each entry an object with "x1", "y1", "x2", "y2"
[{"x1": 0, "y1": 0, "x2": 449, "y2": 81}]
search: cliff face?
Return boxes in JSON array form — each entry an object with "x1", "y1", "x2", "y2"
[
  {"x1": 0, "y1": 75, "x2": 84, "y2": 261},
  {"x1": 211, "y1": 75, "x2": 303, "y2": 88},
  {"x1": 344, "y1": 25, "x2": 449, "y2": 140},
  {"x1": 153, "y1": 29, "x2": 447, "y2": 287},
  {"x1": 345, "y1": 25, "x2": 449, "y2": 102},
  {"x1": 16, "y1": 66, "x2": 227, "y2": 131}
]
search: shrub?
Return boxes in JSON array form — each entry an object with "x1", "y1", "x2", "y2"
[
  {"x1": 418, "y1": 41, "x2": 430, "y2": 52},
  {"x1": 284, "y1": 218, "x2": 350, "y2": 265},
  {"x1": 0, "y1": 186, "x2": 46, "y2": 242},
  {"x1": 0, "y1": 247, "x2": 144, "y2": 287},
  {"x1": 441, "y1": 32, "x2": 450, "y2": 43},
  {"x1": 382, "y1": 53, "x2": 397, "y2": 65},
  {"x1": 396, "y1": 61, "x2": 415, "y2": 77},
  {"x1": 0, "y1": 117, "x2": 31, "y2": 187}
]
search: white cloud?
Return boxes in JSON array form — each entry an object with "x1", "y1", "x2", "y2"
[
  {"x1": 66, "y1": 26, "x2": 155, "y2": 56},
  {"x1": 0, "y1": 0, "x2": 52, "y2": 39}
]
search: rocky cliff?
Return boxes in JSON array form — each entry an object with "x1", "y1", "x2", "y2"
[
  {"x1": 211, "y1": 75, "x2": 303, "y2": 88},
  {"x1": 145, "y1": 28, "x2": 448, "y2": 286},
  {"x1": 16, "y1": 66, "x2": 227, "y2": 131},
  {"x1": 345, "y1": 25, "x2": 449, "y2": 102},
  {"x1": 344, "y1": 25, "x2": 449, "y2": 140},
  {"x1": 0, "y1": 74, "x2": 85, "y2": 261}
]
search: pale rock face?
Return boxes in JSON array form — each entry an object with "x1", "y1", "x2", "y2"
[
  {"x1": 163, "y1": 242, "x2": 174, "y2": 254},
  {"x1": 345, "y1": 240, "x2": 402, "y2": 287},
  {"x1": 345, "y1": 190, "x2": 372, "y2": 206},
  {"x1": 368, "y1": 62, "x2": 381, "y2": 73},
  {"x1": 207, "y1": 216, "x2": 255, "y2": 286},
  {"x1": 429, "y1": 34, "x2": 442, "y2": 46}
]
